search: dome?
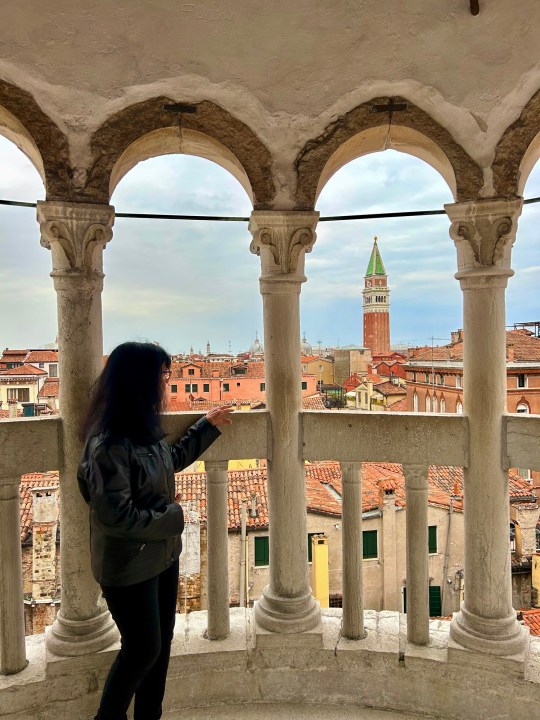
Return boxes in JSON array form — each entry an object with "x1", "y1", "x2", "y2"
[
  {"x1": 301, "y1": 333, "x2": 313, "y2": 355},
  {"x1": 249, "y1": 333, "x2": 264, "y2": 355}
]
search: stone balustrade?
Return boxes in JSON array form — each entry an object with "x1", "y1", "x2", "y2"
[{"x1": 1, "y1": 410, "x2": 540, "y2": 679}]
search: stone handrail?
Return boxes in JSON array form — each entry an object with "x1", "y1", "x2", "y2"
[{"x1": 1, "y1": 410, "x2": 540, "y2": 673}]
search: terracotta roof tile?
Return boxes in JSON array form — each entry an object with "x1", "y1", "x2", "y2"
[
  {"x1": 386, "y1": 398, "x2": 408, "y2": 412},
  {"x1": 520, "y1": 608, "x2": 540, "y2": 636},
  {"x1": 302, "y1": 394, "x2": 327, "y2": 410},
  {"x1": 19, "y1": 472, "x2": 59, "y2": 542},
  {"x1": 0, "y1": 363, "x2": 47, "y2": 377},
  {"x1": 26, "y1": 350, "x2": 58, "y2": 363},
  {"x1": 38, "y1": 379, "x2": 59, "y2": 398},
  {"x1": 373, "y1": 381, "x2": 406, "y2": 396},
  {"x1": 408, "y1": 329, "x2": 540, "y2": 364}
]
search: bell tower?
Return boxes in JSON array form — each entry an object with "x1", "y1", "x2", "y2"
[{"x1": 363, "y1": 236, "x2": 390, "y2": 356}]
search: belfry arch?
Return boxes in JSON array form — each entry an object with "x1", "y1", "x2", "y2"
[
  {"x1": 493, "y1": 88, "x2": 540, "y2": 197},
  {"x1": 0, "y1": 80, "x2": 68, "y2": 196},
  {"x1": 88, "y1": 98, "x2": 276, "y2": 208},
  {"x1": 294, "y1": 97, "x2": 483, "y2": 210}
]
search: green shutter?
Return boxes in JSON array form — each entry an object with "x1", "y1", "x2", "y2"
[
  {"x1": 254, "y1": 536, "x2": 269, "y2": 566},
  {"x1": 429, "y1": 586, "x2": 442, "y2": 616},
  {"x1": 203, "y1": 383, "x2": 209, "y2": 392},
  {"x1": 428, "y1": 526, "x2": 438, "y2": 554},
  {"x1": 362, "y1": 530, "x2": 378, "y2": 559}
]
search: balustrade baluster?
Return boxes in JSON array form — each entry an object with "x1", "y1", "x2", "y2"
[
  {"x1": 403, "y1": 463, "x2": 430, "y2": 645},
  {"x1": 205, "y1": 460, "x2": 230, "y2": 639},
  {"x1": 0, "y1": 475, "x2": 27, "y2": 674},
  {"x1": 340, "y1": 462, "x2": 365, "y2": 640}
]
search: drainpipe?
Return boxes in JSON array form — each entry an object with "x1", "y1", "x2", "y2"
[{"x1": 239, "y1": 500, "x2": 247, "y2": 607}]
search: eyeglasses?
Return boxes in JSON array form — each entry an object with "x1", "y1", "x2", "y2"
[{"x1": 161, "y1": 370, "x2": 172, "y2": 378}]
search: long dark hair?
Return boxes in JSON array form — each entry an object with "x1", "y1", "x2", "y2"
[{"x1": 81, "y1": 342, "x2": 171, "y2": 444}]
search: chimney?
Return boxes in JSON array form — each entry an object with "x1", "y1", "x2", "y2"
[
  {"x1": 450, "y1": 329, "x2": 463, "y2": 344},
  {"x1": 31, "y1": 486, "x2": 59, "y2": 601},
  {"x1": 8, "y1": 398, "x2": 17, "y2": 418}
]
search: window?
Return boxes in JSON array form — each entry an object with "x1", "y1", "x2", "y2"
[
  {"x1": 185, "y1": 384, "x2": 191, "y2": 393},
  {"x1": 413, "y1": 393, "x2": 418, "y2": 412},
  {"x1": 191, "y1": 384, "x2": 198, "y2": 393},
  {"x1": 188, "y1": 368, "x2": 195, "y2": 376},
  {"x1": 254, "y1": 536, "x2": 269, "y2": 566},
  {"x1": 516, "y1": 403, "x2": 529, "y2": 414},
  {"x1": 425, "y1": 395, "x2": 431, "y2": 412},
  {"x1": 517, "y1": 374, "x2": 527, "y2": 389},
  {"x1": 301, "y1": 381, "x2": 307, "y2": 390},
  {"x1": 412, "y1": 372, "x2": 416, "y2": 382},
  {"x1": 307, "y1": 532, "x2": 323, "y2": 563},
  {"x1": 403, "y1": 586, "x2": 442, "y2": 617},
  {"x1": 170, "y1": 384, "x2": 178, "y2": 393},
  {"x1": 456, "y1": 375, "x2": 462, "y2": 388},
  {"x1": 223, "y1": 383, "x2": 230, "y2": 392},
  {"x1": 7, "y1": 388, "x2": 30, "y2": 402},
  {"x1": 203, "y1": 383, "x2": 209, "y2": 393},
  {"x1": 425, "y1": 373, "x2": 429, "y2": 383},
  {"x1": 260, "y1": 382, "x2": 265, "y2": 391},
  {"x1": 440, "y1": 397, "x2": 446, "y2": 413},
  {"x1": 510, "y1": 523, "x2": 516, "y2": 553},
  {"x1": 456, "y1": 401, "x2": 463, "y2": 414},
  {"x1": 236, "y1": 382, "x2": 241, "y2": 387},
  {"x1": 439, "y1": 374, "x2": 444, "y2": 385},
  {"x1": 432, "y1": 396, "x2": 438, "y2": 413},
  {"x1": 362, "y1": 530, "x2": 378, "y2": 559},
  {"x1": 428, "y1": 526, "x2": 438, "y2": 554},
  {"x1": 49, "y1": 364, "x2": 58, "y2": 377},
  {"x1": 39, "y1": 362, "x2": 44, "y2": 369}
]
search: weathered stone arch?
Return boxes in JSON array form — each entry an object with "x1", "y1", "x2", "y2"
[
  {"x1": 493, "y1": 88, "x2": 540, "y2": 197},
  {"x1": 0, "y1": 80, "x2": 69, "y2": 197},
  {"x1": 87, "y1": 98, "x2": 275, "y2": 208},
  {"x1": 294, "y1": 96, "x2": 483, "y2": 209}
]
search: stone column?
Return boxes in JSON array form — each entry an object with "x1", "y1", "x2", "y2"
[
  {"x1": 340, "y1": 463, "x2": 365, "y2": 640},
  {"x1": 403, "y1": 464, "x2": 429, "y2": 645},
  {"x1": 445, "y1": 198, "x2": 528, "y2": 657},
  {"x1": 0, "y1": 475, "x2": 26, "y2": 674},
  {"x1": 37, "y1": 201, "x2": 118, "y2": 656},
  {"x1": 205, "y1": 460, "x2": 230, "y2": 640},
  {"x1": 249, "y1": 211, "x2": 321, "y2": 633}
]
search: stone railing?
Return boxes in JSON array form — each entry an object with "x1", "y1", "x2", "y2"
[{"x1": 1, "y1": 410, "x2": 540, "y2": 676}]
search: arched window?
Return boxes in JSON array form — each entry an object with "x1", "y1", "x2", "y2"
[
  {"x1": 413, "y1": 393, "x2": 418, "y2": 412},
  {"x1": 516, "y1": 404, "x2": 531, "y2": 479},
  {"x1": 425, "y1": 394, "x2": 431, "y2": 412},
  {"x1": 432, "y1": 395, "x2": 438, "y2": 412},
  {"x1": 456, "y1": 401, "x2": 463, "y2": 414},
  {"x1": 516, "y1": 403, "x2": 529, "y2": 414},
  {"x1": 440, "y1": 397, "x2": 446, "y2": 413}
]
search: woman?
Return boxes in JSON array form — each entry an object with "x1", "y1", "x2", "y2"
[{"x1": 77, "y1": 342, "x2": 232, "y2": 720}]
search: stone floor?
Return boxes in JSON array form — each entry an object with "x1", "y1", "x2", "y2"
[{"x1": 163, "y1": 705, "x2": 427, "y2": 720}]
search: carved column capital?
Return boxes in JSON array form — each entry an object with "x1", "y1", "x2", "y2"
[
  {"x1": 249, "y1": 211, "x2": 319, "y2": 288},
  {"x1": 445, "y1": 198, "x2": 523, "y2": 289},
  {"x1": 37, "y1": 201, "x2": 114, "y2": 287}
]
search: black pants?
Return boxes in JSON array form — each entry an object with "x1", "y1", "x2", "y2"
[{"x1": 95, "y1": 559, "x2": 179, "y2": 720}]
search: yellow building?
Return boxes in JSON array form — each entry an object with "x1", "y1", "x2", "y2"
[
  {"x1": 301, "y1": 355, "x2": 334, "y2": 388},
  {"x1": 0, "y1": 365, "x2": 47, "y2": 413}
]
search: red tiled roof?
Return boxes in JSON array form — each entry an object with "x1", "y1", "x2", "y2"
[
  {"x1": 0, "y1": 363, "x2": 47, "y2": 377},
  {"x1": 386, "y1": 398, "x2": 408, "y2": 412},
  {"x1": 38, "y1": 379, "x2": 59, "y2": 398},
  {"x1": 373, "y1": 381, "x2": 406, "y2": 396},
  {"x1": 520, "y1": 608, "x2": 540, "y2": 636},
  {"x1": 408, "y1": 329, "x2": 540, "y2": 364},
  {"x1": 26, "y1": 350, "x2": 58, "y2": 363},
  {"x1": 20, "y1": 472, "x2": 59, "y2": 542},
  {"x1": 0, "y1": 349, "x2": 28, "y2": 361},
  {"x1": 302, "y1": 394, "x2": 327, "y2": 410}
]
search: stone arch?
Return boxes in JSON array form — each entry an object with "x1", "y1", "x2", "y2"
[
  {"x1": 493, "y1": 88, "x2": 540, "y2": 197},
  {"x1": 87, "y1": 98, "x2": 275, "y2": 208},
  {"x1": 0, "y1": 80, "x2": 70, "y2": 198},
  {"x1": 294, "y1": 96, "x2": 483, "y2": 209}
]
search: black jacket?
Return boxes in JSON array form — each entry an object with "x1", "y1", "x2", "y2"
[{"x1": 77, "y1": 417, "x2": 220, "y2": 587}]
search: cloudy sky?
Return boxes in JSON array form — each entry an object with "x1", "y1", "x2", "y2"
[{"x1": 1, "y1": 136, "x2": 539, "y2": 355}]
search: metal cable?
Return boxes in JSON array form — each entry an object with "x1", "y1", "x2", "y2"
[{"x1": 1, "y1": 196, "x2": 539, "y2": 222}]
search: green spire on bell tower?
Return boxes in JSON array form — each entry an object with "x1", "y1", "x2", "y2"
[{"x1": 365, "y1": 236, "x2": 386, "y2": 276}]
